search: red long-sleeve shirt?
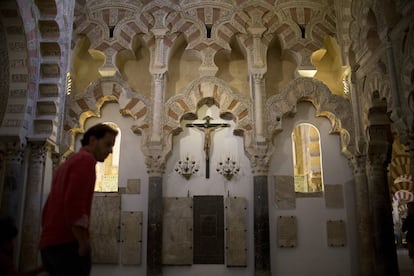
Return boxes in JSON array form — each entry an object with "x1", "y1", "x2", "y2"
[{"x1": 39, "y1": 148, "x2": 96, "y2": 249}]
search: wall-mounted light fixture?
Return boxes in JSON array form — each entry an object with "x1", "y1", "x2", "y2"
[
  {"x1": 216, "y1": 157, "x2": 240, "y2": 181},
  {"x1": 175, "y1": 156, "x2": 199, "y2": 180}
]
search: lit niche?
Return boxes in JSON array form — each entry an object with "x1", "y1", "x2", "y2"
[{"x1": 292, "y1": 123, "x2": 324, "y2": 195}]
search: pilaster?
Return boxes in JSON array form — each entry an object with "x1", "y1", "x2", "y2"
[
  {"x1": 253, "y1": 175, "x2": 270, "y2": 276},
  {"x1": 0, "y1": 142, "x2": 25, "y2": 220},
  {"x1": 19, "y1": 142, "x2": 47, "y2": 270},
  {"x1": 145, "y1": 154, "x2": 165, "y2": 276},
  {"x1": 349, "y1": 155, "x2": 374, "y2": 276},
  {"x1": 147, "y1": 174, "x2": 163, "y2": 276},
  {"x1": 249, "y1": 147, "x2": 271, "y2": 275},
  {"x1": 366, "y1": 125, "x2": 399, "y2": 276}
]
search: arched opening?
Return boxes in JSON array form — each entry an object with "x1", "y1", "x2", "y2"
[
  {"x1": 292, "y1": 123, "x2": 324, "y2": 194},
  {"x1": 94, "y1": 122, "x2": 121, "y2": 192}
]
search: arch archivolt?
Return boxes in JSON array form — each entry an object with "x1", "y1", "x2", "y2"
[
  {"x1": 266, "y1": 77, "x2": 354, "y2": 156},
  {"x1": 0, "y1": 0, "x2": 34, "y2": 146},
  {"x1": 62, "y1": 77, "x2": 150, "y2": 156},
  {"x1": 163, "y1": 76, "x2": 253, "y2": 144}
]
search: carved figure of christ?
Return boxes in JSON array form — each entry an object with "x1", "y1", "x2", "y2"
[{"x1": 186, "y1": 116, "x2": 230, "y2": 178}]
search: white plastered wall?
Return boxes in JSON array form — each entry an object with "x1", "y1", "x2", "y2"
[
  {"x1": 269, "y1": 102, "x2": 357, "y2": 276},
  {"x1": 80, "y1": 103, "x2": 149, "y2": 276}
]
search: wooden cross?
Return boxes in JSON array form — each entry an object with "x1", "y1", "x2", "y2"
[{"x1": 186, "y1": 116, "x2": 230, "y2": 178}]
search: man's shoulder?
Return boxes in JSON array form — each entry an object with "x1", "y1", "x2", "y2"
[{"x1": 66, "y1": 148, "x2": 95, "y2": 164}]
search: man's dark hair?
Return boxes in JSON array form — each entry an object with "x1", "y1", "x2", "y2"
[{"x1": 80, "y1": 123, "x2": 118, "y2": 146}]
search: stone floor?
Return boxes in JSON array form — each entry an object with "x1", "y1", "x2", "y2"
[{"x1": 397, "y1": 248, "x2": 414, "y2": 276}]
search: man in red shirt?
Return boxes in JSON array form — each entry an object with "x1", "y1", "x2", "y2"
[{"x1": 39, "y1": 123, "x2": 118, "y2": 276}]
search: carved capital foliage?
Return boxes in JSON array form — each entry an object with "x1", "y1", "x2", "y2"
[
  {"x1": 29, "y1": 142, "x2": 47, "y2": 164},
  {"x1": 246, "y1": 143, "x2": 273, "y2": 176},
  {"x1": 252, "y1": 73, "x2": 264, "y2": 84},
  {"x1": 250, "y1": 154, "x2": 270, "y2": 175},
  {"x1": 5, "y1": 142, "x2": 25, "y2": 164},
  {"x1": 51, "y1": 151, "x2": 60, "y2": 171},
  {"x1": 145, "y1": 154, "x2": 166, "y2": 176},
  {"x1": 152, "y1": 72, "x2": 165, "y2": 83},
  {"x1": 349, "y1": 154, "x2": 367, "y2": 175}
]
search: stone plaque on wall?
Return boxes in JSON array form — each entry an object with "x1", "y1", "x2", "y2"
[
  {"x1": 121, "y1": 211, "x2": 142, "y2": 265},
  {"x1": 274, "y1": 175, "x2": 295, "y2": 209},
  {"x1": 162, "y1": 197, "x2": 193, "y2": 265},
  {"x1": 324, "y1": 184, "x2": 344, "y2": 208},
  {"x1": 90, "y1": 193, "x2": 120, "y2": 264},
  {"x1": 277, "y1": 216, "x2": 297, "y2": 248},
  {"x1": 326, "y1": 220, "x2": 347, "y2": 247},
  {"x1": 193, "y1": 196, "x2": 224, "y2": 264},
  {"x1": 225, "y1": 196, "x2": 248, "y2": 267},
  {"x1": 126, "y1": 179, "x2": 141, "y2": 194}
]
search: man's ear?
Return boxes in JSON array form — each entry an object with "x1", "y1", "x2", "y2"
[{"x1": 88, "y1": 135, "x2": 98, "y2": 146}]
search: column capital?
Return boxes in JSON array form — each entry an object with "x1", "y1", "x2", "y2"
[
  {"x1": 28, "y1": 142, "x2": 48, "y2": 164},
  {"x1": 252, "y1": 73, "x2": 264, "y2": 83},
  {"x1": 145, "y1": 155, "x2": 166, "y2": 177},
  {"x1": 152, "y1": 72, "x2": 166, "y2": 82},
  {"x1": 5, "y1": 143, "x2": 25, "y2": 164},
  {"x1": 250, "y1": 154, "x2": 270, "y2": 175},
  {"x1": 247, "y1": 144, "x2": 273, "y2": 176},
  {"x1": 349, "y1": 154, "x2": 367, "y2": 175}
]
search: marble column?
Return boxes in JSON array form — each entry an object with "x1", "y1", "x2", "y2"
[
  {"x1": 254, "y1": 175, "x2": 270, "y2": 276},
  {"x1": 251, "y1": 154, "x2": 271, "y2": 276},
  {"x1": 252, "y1": 74, "x2": 265, "y2": 142},
  {"x1": 0, "y1": 143, "x2": 25, "y2": 221},
  {"x1": 146, "y1": 155, "x2": 165, "y2": 276},
  {"x1": 151, "y1": 73, "x2": 165, "y2": 143},
  {"x1": 350, "y1": 155, "x2": 374, "y2": 276},
  {"x1": 147, "y1": 176, "x2": 162, "y2": 276},
  {"x1": 366, "y1": 127, "x2": 399, "y2": 276},
  {"x1": 19, "y1": 142, "x2": 47, "y2": 270}
]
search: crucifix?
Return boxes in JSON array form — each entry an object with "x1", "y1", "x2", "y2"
[{"x1": 186, "y1": 115, "x2": 230, "y2": 178}]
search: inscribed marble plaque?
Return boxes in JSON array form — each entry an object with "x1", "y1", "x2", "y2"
[
  {"x1": 90, "y1": 193, "x2": 120, "y2": 264},
  {"x1": 121, "y1": 211, "x2": 142, "y2": 265},
  {"x1": 277, "y1": 216, "x2": 297, "y2": 248},
  {"x1": 324, "y1": 184, "x2": 344, "y2": 208},
  {"x1": 193, "y1": 196, "x2": 224, "y2": 264},
  {"x1": 162, "y1": 197, "x2": 193, "y2": 265},
  {"x1": 273, "y1": 175, "x2": 295, "y2": 209},
  {"x1": 225, "y1": 197, "x2": 248, "y2": 267},
  {"x1": 126, "y1": 179, "x2": 140, "y2": 194},
  {"x1": 326, "y1": 220, "x2": 347, "y2": 247}
]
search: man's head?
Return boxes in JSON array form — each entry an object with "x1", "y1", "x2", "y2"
[{"x1": 81, "y1": 123, "x2": 118, "y2": 162}]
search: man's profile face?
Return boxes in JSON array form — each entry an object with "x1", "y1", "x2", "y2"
[{"x1": 90, "y1": 132, "x2": 117, "y2": 162}]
